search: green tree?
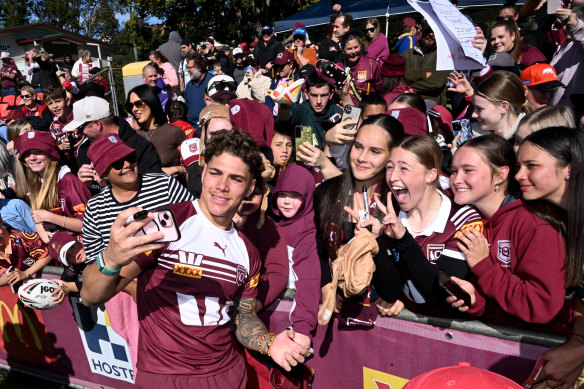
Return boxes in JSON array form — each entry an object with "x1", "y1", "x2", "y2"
[{"x1": 0, "y1": 0, "x2": 32, "y2": 27}]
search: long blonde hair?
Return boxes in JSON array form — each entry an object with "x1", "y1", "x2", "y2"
[{"x1": 24, "y1": 158, "x2": 60, "y2": 211}]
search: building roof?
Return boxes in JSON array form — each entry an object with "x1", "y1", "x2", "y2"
[{"x1": 0, "y1": 23, "x2": 119, "y2": 50}]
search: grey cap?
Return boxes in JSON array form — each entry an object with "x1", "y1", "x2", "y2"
[{"x1": 487, "y1": 52, "x2": 515, "y2": 68}]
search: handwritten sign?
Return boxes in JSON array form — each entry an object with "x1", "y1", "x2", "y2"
[{"x1": 408, "y1": 0, "x2": 486, "y2": 70}]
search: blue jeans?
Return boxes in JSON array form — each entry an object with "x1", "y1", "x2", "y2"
[{"x1": 2, "y1": 87, "x2": 15, "y2": 98}]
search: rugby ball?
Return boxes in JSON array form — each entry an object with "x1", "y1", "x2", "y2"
[{"x1": 18, "y1": 278, "x2": 60, "y2": 310}]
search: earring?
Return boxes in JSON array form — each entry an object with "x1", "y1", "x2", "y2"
[
  {"x1": 495, "y1": 184, "x2": 500, "y2": 192},
  {"x1": 566, "y1": 174, "x2": 571, "y2": 180}
]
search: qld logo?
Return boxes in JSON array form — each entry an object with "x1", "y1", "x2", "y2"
[{"x1": 497, "y1": 240, "x2": 511, "y2": 267}]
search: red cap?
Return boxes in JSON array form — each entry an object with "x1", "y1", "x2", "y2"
[
  {"x1": 381, "y1": 54, "x2": 406, "y2": 76},
  {"x1": 404, "y1": 362, "x2": 523, "y2": 389},
  {"x1": 5, "y1": 109, "x2": 25, "y2": 122},
  {"x1": 16, "y1": 131, "x2": 60, "y2": 161},
  {"x1": 238, "y1": 42, "x2": 249, "y2": 53},
  {"x1": 520, "y1": 63, "x2": 565, "y2": 92},
  {"x1": 292, "y1": 22, "x2": 306, "y2": 30},
  {"x1": 401, "y1": 17, "x2": 417, "y2": 29},
  {"x1": 250, "y1": 40, "x2": 258, "y2": 48},
  {"x1": 275, "y1": 50, "x2": 295, "y2": 66},
  {"x1": 388, "y1": 107, "x2": 427, "y2": 136},
  {"x1": 87, "y1": 134, "x2": 135, "y2": 177}
]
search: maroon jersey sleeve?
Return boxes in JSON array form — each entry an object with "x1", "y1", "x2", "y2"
[
  {"x1": 9, "y1": 230, "x2": 50, "y2": 270},
  {"x1": 238, "y1": 232, "x2": 261, "y2": 301},
  {"x1": 58, "y1": 172, "x2": 91, "y2": 220}
]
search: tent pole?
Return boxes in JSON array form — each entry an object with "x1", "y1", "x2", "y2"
[{"x1": 385, "y1": 5, "x2": 390, "y2": 37}]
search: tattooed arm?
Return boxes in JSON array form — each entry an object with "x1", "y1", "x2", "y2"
[{"x1": 232, "y1": 297, "x2": 309, "y2": 371}]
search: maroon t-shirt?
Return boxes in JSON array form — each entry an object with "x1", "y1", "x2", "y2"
[
  {"x1": 133, "y1": 200, "x2": 261, "y2": 376},
  {"x1": 3, "y1": 229, "x2": 50, "y2": 271},
  {"x1": 53, "y1": 170, "x2": 91, "y2": 220}
]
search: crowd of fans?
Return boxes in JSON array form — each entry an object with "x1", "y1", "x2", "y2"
[{"x1": 1, "y1": 0, "x2": 584, "y2": 387}]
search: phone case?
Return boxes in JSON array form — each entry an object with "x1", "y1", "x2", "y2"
[
  {"x1": 341, "y1": 105, "x2": 362, "y2": 130},
  {"x1": 134, "y1": 209, "x2": 181, "y2": 243}
]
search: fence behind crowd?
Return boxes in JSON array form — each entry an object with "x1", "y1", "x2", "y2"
[{"x1": 0, "y1": 267, "x2": 559, "y2": 388}]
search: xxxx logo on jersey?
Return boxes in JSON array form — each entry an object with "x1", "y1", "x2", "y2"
[
  {"x1": 249, "y1": 273, "x2": 259, "y2": 288},
  {"x1": 454, "y1": 221, "x2": 484, "y2": 238},
  {"x1": 173, "y1": 264, "x2": 203, "y2": 278}
]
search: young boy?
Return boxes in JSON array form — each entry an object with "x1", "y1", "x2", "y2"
[
  {"x1": 212, "y1": 61, "x2": 223, "y2": 75},
  {"x1": 43, "y1": 85, "x2": 82, "y2": 170}
]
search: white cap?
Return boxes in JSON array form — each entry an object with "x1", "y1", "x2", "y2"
[
  {"x1": 206, "y1": 75, "x2": 236, "y2": 97},
  {"x1": 233, "y1": 47, "x2": 243, "y2": 56},
  {"x1": 63, "y1": 96, "x2": 111, "y2": 133},
  {"x1": 0, "y1": 52, "x2": 11, "y2": 59}
]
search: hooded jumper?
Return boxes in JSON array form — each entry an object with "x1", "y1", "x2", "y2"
[
  {"x1": 467, "y1": 199, "x2": 572, "y2": 334},
  {"x1": 271, "y1": 163, "x2": 320, "y2": 336},
  {"x1": 157, "y1": 31, "x2": 183, "y2": 74}
]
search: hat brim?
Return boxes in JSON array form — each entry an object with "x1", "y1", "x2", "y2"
[
  {"x1": 59, "y1": 241, "x2": 77, "y2": 266},
  {"x1": 62, "y1": 119, "x2": 86, "y2": 133},
  {"x1": 531, "y1": 80, "x2": 565, "y2": 92}
]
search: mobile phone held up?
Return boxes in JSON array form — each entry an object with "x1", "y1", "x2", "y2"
[
  {"x1": 341, "y1": 104, "x2": 361, "y2": 130},
  {"x1": 294, "y1": 125, "x2": 315, "y2": 157},
  {"x1": 438, "y1": 271, "x2": 472, "y2": 307},
  {"x1": 133, "y1": 209, "x2": 181, "y2": 243},
  {"x1": 451, "y1": 119, "x2": 473, "y2": 146}
]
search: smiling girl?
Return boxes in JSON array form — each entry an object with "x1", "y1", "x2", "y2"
[
  {"x1": 15, "y1": 131, "x2": 91, "y2": 237},
  {"x1": 449, "y1": 134, "x2": 570, "y2": 333}
]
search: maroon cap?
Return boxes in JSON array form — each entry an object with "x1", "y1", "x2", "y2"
[
  {"x1": 292, "y1": 22, "x2": 306, "y2": 30},
  {"x1": 430, "y1": 105, "x2": 453, "y2": 133},
  {"x1": 275, "y1": 50, "x2": 294, "y2": 66},
  {"x1": 87, "y1": 134, "x2": 135, "y2": 177},
  {"x1": 16, "y1": 131, "x2": 60, "y2": 161},
  {"x1": 250, "y1": 40, "x2": 258, "y2": 48},
  {"x1": 5, "y1": 109, "x2": 25, "y2": 122},
  {"x1": 388, "y1": 107, "x2": 427, "y2": 136},
  {"x1": 238, "y1": 42, "x2": 249, "y2": 53},
  {"x1": 48, "y1": 231, "x2": 80, "y2": 266},
  {"x1": 401, "y1": 17, "x2": 417, "y2": 29},
  {"x1": 381, "y1": 54, "x2": 406, "y2": 76},
  {"x1": 404, "y1": 362, "x2": 522, "y2": 389},
  {"x1": 206, "y1": 37, "x2": 215, "y2": 46}
]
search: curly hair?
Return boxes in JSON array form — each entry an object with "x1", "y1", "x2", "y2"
[
  {"x1": 42, "y1": 84, "x2": 67, "y2": 103},
  {"x1": 203, "y1": 129, "x2": 265, "y2": 187}
]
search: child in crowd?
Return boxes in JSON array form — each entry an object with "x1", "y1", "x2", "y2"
[
  {"x1": 269, "y1": 126, "x2": 293, "y2": 187},
  {"x1": 166, "y1": 100, "x2": 195, "y2": 139},
  {"x1": 213, "y1": 61, "x2": 223, "y2": 75},
  {"x1": 43, "y1": 85, "x2": 81, "y2": 171},
  {"x1": 270, "y1": 163, "x2": 320, "y2": 350}
]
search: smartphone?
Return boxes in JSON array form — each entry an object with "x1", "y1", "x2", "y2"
[
  {"x1": 341, "y1": 105, "x2": 362, "y2": 131},
  {"x1": 295, "y1": 125, "x2": 314, "y2": 156},
  {"x1": 547, "y1": 0, "x2": 561, "y2": 14},
  {"x1": 133, "y1": 209, "x2": 181, "y2": 243},
  {"x1": 438, "y1": 271, "x2": 472, "y2": 307},
  {"x1": 5, "y1": 266, "x2": 22, "y2": 294},
  {"x1": 451, "y1": 119, "x2": 473, "y2": 146}
]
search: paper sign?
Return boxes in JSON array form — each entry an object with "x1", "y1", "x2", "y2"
[{"x1": 408, "y1": 0, "x2": 486, "y2": 70}]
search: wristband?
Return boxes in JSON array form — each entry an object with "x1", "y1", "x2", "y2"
[
  {"x1": 96, "y1": 251, "x2": 121, "y2": 276},
  {"x1": 258, "y1": 332, "x2": 275, "y2": 355}
]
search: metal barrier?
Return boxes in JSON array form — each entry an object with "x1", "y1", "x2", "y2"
[{"x1": 78, "y1": 67, "x2": 120, "y2": 117}]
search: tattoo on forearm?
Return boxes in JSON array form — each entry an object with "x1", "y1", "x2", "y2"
[{"x1": 232, "y1": 297, "x2": 270, "y2": 352}]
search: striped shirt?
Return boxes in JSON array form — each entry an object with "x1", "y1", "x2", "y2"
[{"x1": 82, "y1": 173, "x2": 194, "y2": 262}]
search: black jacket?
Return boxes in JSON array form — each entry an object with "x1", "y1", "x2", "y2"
[{"x1": 254, "y1": 36, "x2": 285, "y2": 68}]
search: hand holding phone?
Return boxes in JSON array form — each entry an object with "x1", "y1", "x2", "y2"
[
  {"x1": 132, "y1": 209, "x2": 181, "y2": 243},
  {"x1": 439, "y1": 271, "x2": 472, "y2": 307}
]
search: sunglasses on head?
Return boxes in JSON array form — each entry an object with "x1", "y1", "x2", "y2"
[
  {"x1": 365, "y1": 27, "x2": 376, "y2": 33},
  {"x1": 110, "y1": 153, "x2": 137, "y2": 170},
  {"x1": 126, "y1": 99, "x2": 147, "y2": 112}
]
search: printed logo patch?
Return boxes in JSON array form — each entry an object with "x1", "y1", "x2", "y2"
[
  {"x1": 497, "y1": 240, "x2": 511, "y2": 267},
  {"x1": 173, "y1": 264, "x2": 202, "y2": 278},
  {"x1": 454, "y1": 221, "x2": 484, "y2": 238},
  {"x1": 108, "y1": 135, "x2": 118, "y2": 143},
  {"x1": 236, "y1": 264, "x2": 247, "y2": 286},
  {"x1": 249, "y1": 273, "x2": 259, "y2": 288},
  {"x1": 357, "y1": 70, "x2": 367, "y2": 80},
  {"x1": 230, "y1": 105, "x2": 240, "y2": 115},
  {"x1": 427, "y1": 244, "x2": 444, "y2": 263}
]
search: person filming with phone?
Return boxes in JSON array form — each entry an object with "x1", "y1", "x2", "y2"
[{"x1": 81, "y1": 130, "x2": 309, "y2": 388}]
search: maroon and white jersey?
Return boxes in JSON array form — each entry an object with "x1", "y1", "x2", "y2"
[
  {"x1": 398, "y1": 191, "x2": 483, "y2": 303},
  {"x1": 133, "y1": 199, "x2": 261, "y2": 376}
]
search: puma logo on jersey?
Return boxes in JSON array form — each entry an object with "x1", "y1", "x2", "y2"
[{"x1": 214, "y1": 242, "x2": 227, "y2": 257}]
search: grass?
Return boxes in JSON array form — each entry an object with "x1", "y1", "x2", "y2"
[{"x1": 0, "y1": 369, "x2": 65, "y2": 389}]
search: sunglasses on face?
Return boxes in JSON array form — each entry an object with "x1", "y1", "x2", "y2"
[
  {"x1": 365, "y1": 27, "x2": 376, "y2": 33},
  {"x1": 126, "y1": 99, "x2": 147, "y2": 112},
  {"x1": 110, "y1": 153, "x2": 137, "y2": 170},
  {"x1": 21, "y1": 94, "x2": 32, "y2": 99}
]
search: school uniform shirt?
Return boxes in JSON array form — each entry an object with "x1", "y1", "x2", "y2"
[
  {"x1": 338, "y1": 56, "x2": 383, "y2": 107},
  {"x1": 394, "y1": 191, "x2": 482, "y2": 307},
  {"x1": 467, "y1": 199, "x2": 572, "y2": 334},
  {"x1": 132, "y1": 199, "x2": 261, "y2": 377}
]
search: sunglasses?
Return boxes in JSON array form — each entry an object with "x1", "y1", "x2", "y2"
[
  {"x1": 365, "y1": 27, "x2": 376, "y2": 33},
  {"x1": 21, "y1": 94, "x2": 32, "y2": 99},
  {"x1": 126, "y1": 99, "x2": 147, "y2": 112},
  {"x1": 110, "y1": 153, "x2": 137, "y2": 170}
]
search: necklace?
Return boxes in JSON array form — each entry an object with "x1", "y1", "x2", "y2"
[
  {"x1": 407, "y1": 196, "x2": 442, "y2": 235},
  {"x1": 144, "y1": 127, "x2": 158, "y2": 142}
]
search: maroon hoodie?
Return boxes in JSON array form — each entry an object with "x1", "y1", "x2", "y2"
[
  {"x1": 467, "y1": 199, "x2": 572, "y2": 334},
  {"x1": 271, "y1": 163, "x2": 321, "y2": 336}
]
